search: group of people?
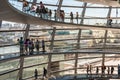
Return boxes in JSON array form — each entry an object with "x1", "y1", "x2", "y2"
[
  {"x1": 87, "y1": 65, "x2": 114, "y2": 75},
  {"x1": 100, "y1": 66, "x2": 114, "y2": 75},
  {"x1": 21, "y1": 0, "x2": 81, "y2": 23},
  {"x1": 21, "y1": 0, "x2": 114, "y2": 26},
  {"x1": 22, "y1": 0, "x2": 51, "y2": 19},
  {"x1": 34, "y1": 67, "x2": 47, "y2": 80},
  {"x1": 18, "y1": 37, "x2": 45, "y2": 55}
]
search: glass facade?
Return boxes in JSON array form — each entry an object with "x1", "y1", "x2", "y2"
[{"x1": 1, "y1": 0, "x2": 120, "y2": 80}]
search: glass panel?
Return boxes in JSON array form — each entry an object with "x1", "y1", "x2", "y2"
[
  {"x1": 111, "y1": 8, "x2": 120, "y2": 17},
  {"x1": 64, "y1": 54, "x2": 75, "y2": 60},
  {"x1": 59, "y1": 70, "x2": 75, "y2": 76},
  {"x1": 85, "y1": 8, "x2": 109, "y2": 17},
  {"x1": 0, "y1": 70, "x2": 19, "y2": 80},
  {"x1": 24, "y1": 55, "x2": 48, "y2": 67},
  {"x1": 0, "y1": 31, "x2": 24, "y2": 46},
  {"x1": 23, "y1": 64, "x2": 48, "y2": 79},
  {"x1": 0, "y1": 45, "x2": 19, "y2": 56},
  {"x1": 53, "y1": 40, "x2": 77, "y2": 51},
  {"x1": 29, "y1": 31, "x2": 50, "y2": 40},
  {"x1": 83, "y1": 19, "x2": 106, "y2": 25},
  {"x1": 51, "y1": 54, "x2": 64, "y2": 62},
  {"x1": 78, "y1": 55, "x2": 102, "y2": 67},
  {"x1": 59, "y1": 60, "x2": 75, "y2": 71},
  {"x1": 62, "y1": 0, "x2": 83, "y2": 6},
  {"x1": 0, "y1": 59, "x2": 20, "y2": 73},
  {"x1": 1, "y1": 21, "x2": 25, "y2": 30},
  {"x1": 50, "y1": 60, "x2": 75, "y2": 77},
  {"x1": 55, "y1": 30, "x2": 77, "y2": 40},
  {"x1": 36, "y1": 0, "x2": 58, "y2": 4}
]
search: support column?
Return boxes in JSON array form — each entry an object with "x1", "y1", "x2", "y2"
[
  {"x1": 77, "y1": 29, "x2": 82, "y2": 49},
  {"x1": 24, "y1": 24, "x2": 30, "y2": 40},
  {"x1": 47, "y1": 53, "x2": 52, "y2": 78},
  {"x1": 74, "y1": 53, "x2": 78, "y2": 75},
  {"x1": 49, "y1": 27, "x2": 56, "y2": 51},
  {"x1": 107, "y1": 6, "x2": 112, "y2": 18},
  {"x1": 106, "y1": 6, "x2": 112, "y2": 26},
  {"x1": 18, "y1": 24, "x2": 30, "y2": 80},
  {"x1": 102, "y1": 30, "x2": 108, "y2": 74},
  {"x1": 80, "y1": 2, "x2": 87, "y2": 24},
  {"x1": 18, "y1": 57, "x2": 24, "y2": 80},
  {"x1": 56, "y1": 0, "x2": 63, "y2": 20},
  {"x1": 75, "y1": 29, "x2": 82, "y2": 76},
  {"x1": 47, "y1": 27, "x2": 56, "y2": 78}
]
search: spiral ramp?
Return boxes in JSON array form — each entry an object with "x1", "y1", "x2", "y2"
[
  {"x1": 1, "y1": 0, "x2": 120, "y2": 80},
  {"x1": 0, "y1": 0, "x2": 120, "y2": 30}
]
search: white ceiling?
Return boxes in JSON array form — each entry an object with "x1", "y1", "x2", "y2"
[{"x1": 76, "y1": 0, "x2": 120, "y2": 7}]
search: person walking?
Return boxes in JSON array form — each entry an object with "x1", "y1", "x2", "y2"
[
  {"x1": 96, "y1": 66, "x2": 99, "y2": 74},
  {"x1": 111, "y1": 66, "x2": 114, "y2": 74},
  {"x1": 87, "y1": 65, "x2": 89, "y2": 75},
  {"x1": 34, "y1": 69, "x2": 38, "y2": 80},
  {"x1": 42, "y1": 39, "x2": 45, "y2": 53},
  {"x1": 35, "y1": 39, "x2": 40, "y2": 54},
  {"x1": 70, "y1": 12, "x2": 73, "y2": 23},
  {"x1": 43, "y1": 67, "x2": 47, "y2": 79}
]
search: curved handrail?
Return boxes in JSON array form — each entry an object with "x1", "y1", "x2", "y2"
[
  {"x1": 0, "y1": 54, "x2": 119, "y2": 79},
  {"x1": 0, "y1": 0, "x2": 118, "y2": 30}
]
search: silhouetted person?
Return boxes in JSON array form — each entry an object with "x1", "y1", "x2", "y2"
[
  {"x1": 18, "y1": 37, "x2": 24, "y2": 55},
  {"x1": 34, "y1": 69, "x2": 38, "y2": 80},
  {"x1": 48, "y1": 9, "x2": 52, "y2": 20},
  {"x1": 54, "y1": 10, "x2": 57, "y2": 21},
  {"x1": 107, "y1": 66, "x2": 110, "y2": 75},
  {"x1": 96, "y1": 66, "x2": 99, "y2": 74},
  {"x1": 102, "y1": 65, "x2": 106, "y2": 74},
  {"x1": 43, "y1": 67, "x2": 47, "y2": 79},
  {"x1": 39, "y1": 1, "x2": 45, "y2": 18},
  {"x1": 70, "y1": 12, "x2": 73, "y2": 23},
  {"x1": 35, "y1": 39, "x2": 40, "y2": 53},
  {"x1": 87, "y1": 65, "x2": 89, "y2": 75},
  {"x1": 24, "y1": 39, "x2": 29, "y2": 55},
  {"x1": 89, "y1": 65, "x2": 92, "y2": 75},
  {"x1": 76, "y1": 12, "x2": 79, "y2": 24},
  {"x1": 111, "y1": 66, "x2": 114, "y2": 74},
  {"x1": 107, "y1": 17, "x2": 112, "y2": 27},
  {"x1": 42, "y1": 39, "x2": 45, "y2": 53}
]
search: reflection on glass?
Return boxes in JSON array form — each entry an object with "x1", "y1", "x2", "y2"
[
  {"x1": 51, "y1": 54, "x2": 64, "y2": 61},
  {"x1": 0, "y1": 71, "x2": 18, "y2": 80},
  {"x1": 0, "y1": 59, "x2": 20, "y2": 73},
  {"x1": 24, "y1": 55, "x2": 48, "y2": 67}
]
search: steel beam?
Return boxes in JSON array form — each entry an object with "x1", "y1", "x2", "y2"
[
  {"x1": 77, "y1": 29, "x2": 82, "y2": 49},
  {"x1": 57, "y1": 0, "x2": 63, "y2": 20},
  {"x1": 80, "y1": 2, "x2": 87, "y2": 24},
  {"x1": 102, "y1": 30, "x2": 108, "y2": 75},
  {"x1": 50, "y1": 27, "x2": 56, "y2": 51},
  {"x1": 24, "y1": 24, "x2": 30, "y2": 40},
  {"x1": 18, "y1": 24, "x2": 30, "y2": 80}
]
